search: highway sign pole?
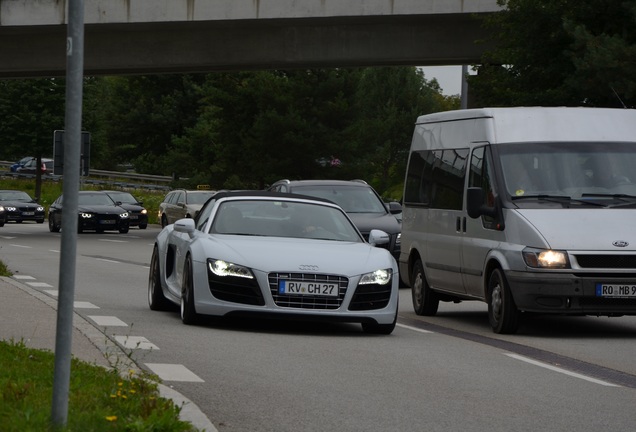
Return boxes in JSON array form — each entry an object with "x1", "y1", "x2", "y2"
[{"x1": 51, "y1": 0, "x2": 84, "y2": 427}]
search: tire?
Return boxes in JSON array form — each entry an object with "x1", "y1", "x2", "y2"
[
  {"x1": 161, "y1": 214, "x2": 168, "y2": 228},
  {"x1": 361, "y1": 309, "x2": 397, "y2": 335},
  {"x1": 48, "y1": 216, "x2": 60, "y2": 233},
  {"x1": 36, "y1": 219, "x2": 44, "y2": 224},
  {"x1": 488, "y1": 268, "x2": 520, "y2": 334},
  {"x1": 119, "y1": 225, "x2": 129, "y2": 234},
  {"x1": 139, "y1": 223, "x2": 147, "y2": 230},
  {"x1": 148, "y1": 245, "x2": 173, "y2": 311},
  {"x1": 180, "y1": 256, "x2": 199, "y2": 325},
  {"x1": 411, "y1": 259, "x2": 439, "y2": 316},
  {"x1": 0, "y1": 221, "x2": 4, "y2": 227},
  {"x1": 16, "y1": 220, "x2": 22, "y2": 224}
]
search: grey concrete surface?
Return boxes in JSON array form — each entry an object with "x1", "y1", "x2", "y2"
[{"x1": 0, "y1": 276, "x2": 216, "y2": 432}]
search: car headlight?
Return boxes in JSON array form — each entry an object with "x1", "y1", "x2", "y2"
[
  {"x1": 208, "y1": 259, "x2": 254, "y2": 279},
  {"x1": 37, "y1": 206, "x2": 44, "y2": 211},
  {"x1": 119, "y1": 212, "x2": 129, "y2": 219},
  {"x1": 395, "y1": 233, "x2": 401, "y2": 245},
  {"x1": 141, "y1": 209, "x2": 148, "y2": 215},
  {"x1": 80, "y1": 212, "x2": 94, "y2": 218},
  {"x1": 359, "y1": 268, "x2": 392, "y2": 285},
  {"x1": 0, "y1": 205, "x2": 4, "y2": 211},
  {"x1": 6, "y1": 206, "x2": 16, "y2": 212},
  {"x1": 522, "y1": 248, "x2": 570, "y2": 269}
]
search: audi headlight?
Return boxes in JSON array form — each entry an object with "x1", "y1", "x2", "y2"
[
  {"x1": 522, "y1": 248, "x2": 570, "y2": 269},
  {"x1": 80, "y1": 213, "x2": 93, "y2": 218},
  {"x1": 359, "y1": 268, "x2": 392, "y2": 285},
  {"x1": 208, "y1": 259, "x2": 254, "y2": 279}
]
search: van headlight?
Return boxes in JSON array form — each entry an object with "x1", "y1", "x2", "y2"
[
  {"x1": 522, "y1": 248, "x2": 570, "y2": 269},
  {"x1": 359, "y1": 269, "x2": 392, "y2": 285}
]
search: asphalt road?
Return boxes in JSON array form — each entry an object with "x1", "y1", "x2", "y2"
[{"x1": 1, "y1": 222, "x2": 636, "y2": 431}]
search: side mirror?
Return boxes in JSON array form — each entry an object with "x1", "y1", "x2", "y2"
[
  {"x1": 466, "y1": 187, "x2": 497, "y2": 219},
  {"x1": 368, "y1": 229, "x2": 390, "y2": 246},
  {"x1": 174, "y1": 218, "x2": 195, "y2": 235},
  {"x1": 387, "y1": 201, "x2": 402, "y2": 215}
]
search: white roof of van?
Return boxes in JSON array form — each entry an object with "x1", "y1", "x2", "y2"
[{"x1": 415, "y1": 107, "x2": 636, "y2": 143}]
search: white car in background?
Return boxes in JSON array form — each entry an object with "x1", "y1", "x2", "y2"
[{"x1": 148, "y1": 191, "x2": 399, "y2": 334}]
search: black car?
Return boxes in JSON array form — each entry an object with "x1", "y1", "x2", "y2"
[
  {"x1": 0, "y1": 190, "x2": 46, "y2": 223},
  {"x1": 268, "y1": 179, "x2": 402, "y2": 262},
  {"x1": 48, "y1": 191, "x2": 130, "y2": 234},
  {"x1": 0, "y1": 204, "x2": 6, "y2": 227},
  {"x1": 103, "y1": 190, "x2": 148, "y2": 229}
]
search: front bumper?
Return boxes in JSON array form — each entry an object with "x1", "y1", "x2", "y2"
[{"x1": 506, "y1": 270, "x2": 636, "y2": 315}]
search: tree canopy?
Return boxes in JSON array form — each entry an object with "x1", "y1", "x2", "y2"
[{"x1": 469, "y1": 0, "x2": 636, "y2": 108}]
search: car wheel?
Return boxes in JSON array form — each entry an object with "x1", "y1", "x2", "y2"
[
  {"x1": 148, "y1": 245, "x2": 173, "y2": 311},
  {"x1": 139, "y1": 223, "x2": 147, "y2": 230},
  {"x1": 411, "y1": 259, "x2": 439, "y2": 316},
  {"x1": 36, "y1": 219, "x2": 44, "y2": 224},
  {"x1": 488, "y1": 268, "x2": 520, "y2": 334},
  {"x1": 361, "y1": 310, "x2": 397, "y2": 335},
  {"x1": 180, "y1": 256, "x2": 199, "y2": 325},
  {"x1": 15, "y1": 220, "x2": 22, "y2": 224},
  {"x1": 48, "y1": 216, "x2": 60, "y2": 233},
  {"x1": 119, "y1": 226, "x2": 129, "y2": 234},
  {"x1": 0, "y1": 221, "x2": 4, "y2": 227},
  {"x1": 161, "y1": 215, "x2": 168, "y2": 228}
]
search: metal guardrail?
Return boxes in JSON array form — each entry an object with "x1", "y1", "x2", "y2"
[{"x1": 0, "y1": 160, "x2": 173, "y2": 191}]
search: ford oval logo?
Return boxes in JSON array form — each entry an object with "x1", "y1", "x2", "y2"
[
  {"x1": 298, "y1": 264, "x2": 319, "y2": 271},
  {"x1": 612, "y1": 240, "x2": 629, "y2": 247}
]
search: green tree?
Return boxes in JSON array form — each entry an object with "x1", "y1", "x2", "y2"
[
  {"x1": 469, "y1": 0, "x2": 636, "y2": 108},
  {"x1": 0, "y1": 78, "x2": 65, "y2": 199}
]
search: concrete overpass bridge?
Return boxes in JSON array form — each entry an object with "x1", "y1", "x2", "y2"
[{"x1": 0, "y1": 0, "x2": 502, "y2": 78}]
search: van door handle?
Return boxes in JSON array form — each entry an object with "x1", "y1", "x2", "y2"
[
  {"x1": 462, "y1": 217, "x2": 467, "y2": 233},
  {"x1": 456, "y1": 216, "x2": 462, "y2": 232}
]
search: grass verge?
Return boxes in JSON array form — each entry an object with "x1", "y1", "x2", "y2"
[{"x1": 0, "y1": 260, "x2": 200, "y2": 431}]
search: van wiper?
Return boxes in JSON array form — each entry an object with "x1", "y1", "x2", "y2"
[
  {"x1": 511, "y1": 195, "x2": 605, "y2": 207},
  {"x1": 582, "y1": 193, "x2": 636, "y2": 208}
]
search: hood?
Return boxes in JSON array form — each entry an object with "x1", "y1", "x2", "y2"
[
  {"x1": 206, "y1": 235, "x2": 394, "y2": 276},
  {"x1": 516, "y1": 209, "x2": 636, "y2": 251},
  {"x1": 1, "y1": 200, "x2": 41, "y2": 208},
  {"x1": 78, "y1": 204, "x2": 127, "y2": 215},
  {"x1": 117, "y1": 203, "x2": 145, "y2": 211},
  {"x1": 348, "y1": 212, "x2": 401, "y2": 235}
]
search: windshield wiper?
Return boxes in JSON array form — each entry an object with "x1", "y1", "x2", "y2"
[
  {"x1": 582, "y1": 193, "x2": 636, "y2": 208},
  {"x1": 511, "y1": 195, "x2": 606, "y2": 207}
]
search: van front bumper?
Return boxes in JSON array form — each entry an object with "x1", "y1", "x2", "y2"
[{"x1": 505, "y1": 270, "x2": 636, "y2": 315}]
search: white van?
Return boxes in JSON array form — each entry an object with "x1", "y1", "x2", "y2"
[{"x1": 399, "y1": 107, "x2": 636, "y2": 334}]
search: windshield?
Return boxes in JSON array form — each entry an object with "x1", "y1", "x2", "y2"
[
  {"x1": 107, "y1": 192, "x2": 137, "y2": 204},
  {"x1": 187, "y1": 191, "x2": 215, "y2": 204},
  {"x1": 0, "y1": 191, "x2": 32, "y2": 202},
  {"x1": 210, "y1": 199, "x2": 362, "y2": 242},
  {"x1": 78, "y1": 193, "x2": 116, "y2": 206},
  {"x1": 497, "y1": 142, "x2": 636, "y2": 206},
  {"x1": 292, "y1": 185, "x2": 387, "y2": 213}
]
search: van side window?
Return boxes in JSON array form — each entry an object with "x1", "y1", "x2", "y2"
[
  {"x1": 404, "y1": 149, "x2": 468, "y2": 210},
  {"x1": 469, "y1": 146, "x2": 498, "y2": 229}
]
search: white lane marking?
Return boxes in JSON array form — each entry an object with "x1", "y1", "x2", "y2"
[
  {"x1": 505, "y1": 353, "x2": 620, "y2": 387},
  {"x1": 9, "y1": 244, "x2": 31, "y2": 248},
  {"x1": 145, "y1": 363, "x2": 204, "y2": 382},
  {"x1": 1, "y1": 236, "x2": 17, "y2": 239},
  {"x1": 115, "y1": 336, "x2": 159, "y2": 350},
  {"x1": 74, "y1": 301, "x2": 100, "y2": 309},
  {"x1": 88, "y1": 316, "x2": 128, "y2": 327},
  {"x1": 13, "y1": 275, "x2": 36, "y2": 280},
  {"x1": 99, "y1": 239, "x2": 128, "y2": 243},
  {"x1": 96, "y1": 258, "x2": 121, "y2": 264},
  {"x1": 397, "y1": 323, "x2": 433, "y2": 334},
  {"x1": 49, "y1": 249, "x2": 60, "y2": 253},
  {"x1": 44, "y1": 290, "x2": 58, "y2": 296},
  {"x1": 26, "y1": 282, "x2": 54, "y2": 288}
]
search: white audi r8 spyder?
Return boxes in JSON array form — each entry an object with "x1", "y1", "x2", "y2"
[{"x1": 148, "y1": 191, "x2": 399, "y2": 334}]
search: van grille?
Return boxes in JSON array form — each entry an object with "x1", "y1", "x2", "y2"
[{"x1": 575, "y1": 255, "x2": 636, "y2": 269}]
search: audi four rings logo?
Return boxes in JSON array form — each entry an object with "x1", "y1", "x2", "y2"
[
  {"x1": 612, "y1": 241, "x2": 629, "y2": 247},
  {"x1": 298, "y1": 264, "x2": 319, "y2": 271}
]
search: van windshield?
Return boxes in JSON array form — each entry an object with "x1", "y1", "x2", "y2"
[{"x1": 497, "y1": 141, "x2": 636, "y2": 206}]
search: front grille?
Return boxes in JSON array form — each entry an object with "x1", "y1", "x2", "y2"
[
  {"x1": 349, "y1": 283, "x2": 392, "y2": 311},
  {"x1": 268, "y1": 273, "x2": 348, "y2": 309},
  {"x1": 575, "y1": 255, "x2": 636, "y2": 269},
  {"x1": 208, "y1": 274, "x2": 265, "y2": 306}
]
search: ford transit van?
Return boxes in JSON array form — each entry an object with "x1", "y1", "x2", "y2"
[{"x1": 399, "y1": 107, "x2": 636, "y2": 333}]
